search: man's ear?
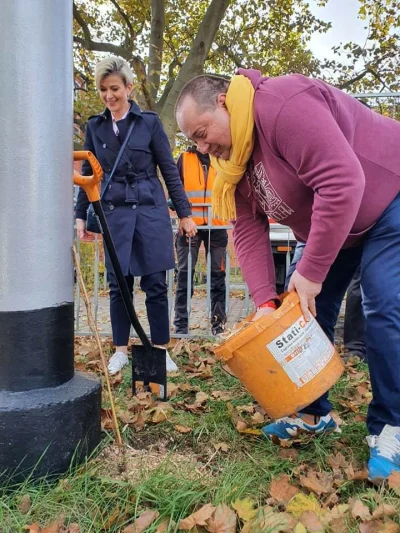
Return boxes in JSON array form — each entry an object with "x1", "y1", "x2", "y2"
[{"x1": 217, "y1": 93, "x2": 227, "y2": 108}]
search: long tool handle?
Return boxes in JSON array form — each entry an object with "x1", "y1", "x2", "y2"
[
  {"x1": 92, "y1": 200, "x2": 152, "y2": 349},
  {"x1": 73, "y1": 245, "x2": 123, "y2": 447}
]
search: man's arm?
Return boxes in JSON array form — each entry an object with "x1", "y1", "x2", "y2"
[{"x1": 233, "y1": 188, "x2": 277, "y2": 306}]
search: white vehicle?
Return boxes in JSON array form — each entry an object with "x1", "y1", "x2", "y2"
[{"x1": 269, "y1": 221, "x2": 297, "y2": 294}]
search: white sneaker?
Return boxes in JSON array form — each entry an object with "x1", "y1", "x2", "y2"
[
  {"x1": 108, "y1": 351, "x2": 129, "y2": 375},
  {"x1": 165, "y1": 350, "x2": 178, "y2": 372}
]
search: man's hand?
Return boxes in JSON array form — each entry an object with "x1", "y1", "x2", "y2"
[
  {"x1": 288, "y1": 270, "x2": 321, "y2": 321},
  {"x1": 252, "y1": 306, "x2": 275, "y2": 321},
  {"x1": 179, "y1": 216, "x2": 197, "y2": 238}
]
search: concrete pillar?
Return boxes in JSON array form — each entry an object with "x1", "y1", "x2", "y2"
[{"x1": 0, "y1": 0, "x2": 101, "y2": 482}]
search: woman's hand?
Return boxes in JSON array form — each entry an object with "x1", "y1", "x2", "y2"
[
  {"x1": 288, "y1": 270, "x2": 322, "y2": 321},
  {"x1": 76, "y1": 218, "x2": 95, "y2": 241},
  {"x1": 179, "y1": 217, "x2": 197, "y2": 238}
]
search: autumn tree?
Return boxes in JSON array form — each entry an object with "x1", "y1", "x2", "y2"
[{"x1": 73, "y1": 0, "x2": 331, "y2": 145}]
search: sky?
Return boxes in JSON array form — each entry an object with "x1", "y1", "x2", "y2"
[{"x1": 308, "y1": 0, "x2": 368, "y2": 62}]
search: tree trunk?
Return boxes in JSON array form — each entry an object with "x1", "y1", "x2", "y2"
[{"x1": 159, "y1": 0, "x2": 231, "y2": 147}]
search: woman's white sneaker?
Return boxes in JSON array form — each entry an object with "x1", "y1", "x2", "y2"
[
  {"x1": 165, "y1": 350, "x2": 178, "y2": 372},
  {"x1": 108, "y1": 351, "x2": 129, "y2": 375}
]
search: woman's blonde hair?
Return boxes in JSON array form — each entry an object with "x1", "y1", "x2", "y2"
[{"x1": 95, "y1": 56, "x2": 133, "y2": 89}]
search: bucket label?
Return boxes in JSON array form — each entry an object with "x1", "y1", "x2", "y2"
[{"x1": 266, "y1": 315, "x2": 335, "y2": 388}]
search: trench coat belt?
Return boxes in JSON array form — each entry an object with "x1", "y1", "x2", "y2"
[{"x1": 111, "y1": 168, "x2": 157, "y2": 182}]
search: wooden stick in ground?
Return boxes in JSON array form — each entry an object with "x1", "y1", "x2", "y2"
[{"x1": 73, "y1": 244, "x2": 123, "y2": 448}]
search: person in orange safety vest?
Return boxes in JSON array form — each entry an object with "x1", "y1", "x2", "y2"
[{"x1": 173, "y1": 146, "x2": 228, "y2": 335}]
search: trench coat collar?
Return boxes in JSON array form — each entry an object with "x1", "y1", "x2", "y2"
[{"x1": 94, "y1": 100, "x2": 141, "y2": 154}]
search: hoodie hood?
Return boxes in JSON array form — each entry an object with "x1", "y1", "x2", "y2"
[{"x1": 237, "y1": 68, "x2": 268, "y2": 91}]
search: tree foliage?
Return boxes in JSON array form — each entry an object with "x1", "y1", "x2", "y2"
[{"x1": 73, "y1": 0, "x2": 400, "y2": 146}]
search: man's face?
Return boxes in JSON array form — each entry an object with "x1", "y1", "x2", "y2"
[{"x1": 176, "y1": 95, "x2": 232, "y2": 160}]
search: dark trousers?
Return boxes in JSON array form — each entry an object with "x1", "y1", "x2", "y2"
[
  {"x1": 343, "y1": 265, "x2": 366, "y2": 358},
  {"x1": 291, "y1": 194, "x2": 400, "y2": 435},
  {"x1": 286, "y1": 243, "x2": 366, "y2": 359},
  {"x1": 108, "y1": 270, "x2": 169, "y2": 346},
  {"x1": 174, "y1": 229, "x2": 227, "y2": 330}
]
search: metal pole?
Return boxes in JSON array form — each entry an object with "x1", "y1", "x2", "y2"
[{"x1": 0, "y1": 0, "x2": 100, "y2": 482}]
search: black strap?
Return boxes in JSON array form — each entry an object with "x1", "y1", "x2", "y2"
[{"x1": 100, "y1": 119, "x2": 136, "y2": 199}]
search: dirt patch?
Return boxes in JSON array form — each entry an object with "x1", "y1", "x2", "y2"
[{"x1": 94, "y1": 443, "x2": 208, "y2": 483}]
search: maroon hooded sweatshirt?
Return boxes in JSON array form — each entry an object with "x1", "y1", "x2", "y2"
[{"x1": 233, "y1": 69, "x2": 400, "y2": 306}]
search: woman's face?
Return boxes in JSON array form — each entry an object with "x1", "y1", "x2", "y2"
[{"x1": 99, "y1": 73, "x2": 132, "y2": 115}]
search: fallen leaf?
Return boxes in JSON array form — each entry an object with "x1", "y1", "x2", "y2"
[
  {"x1": 174, "y1": 425, "x2": 192, "y2": 434},
  {"x1": 213, "y1": 442, "x2": 230, "y2": 453},
  {"x1": 372, "y1": 504, "x2": 397, "y2": 519},
  {"x1": 167, "y1": 382, "x2": 179, "y2": 399},
  {"x1": 151, "y1": 403, "x2": 174, "y2": 423},
  {"x1": 231, "y1": 498, "x2": 258, "y2": 521},
  {"x1": 320, "y1": 504, "x2": 349, "y2": 526},
  {"x1": 360, "y1": 520, "x2": 400, "y2": 533},
  {"x1": 236, "y1": 421, "x2": 248, "y2": 432},
  {"x1": 294, "y1": 523, "x2": 307, "y2": 533},
  {"x1": 345, "y1": 463, "x2": 369, "y2": 481},
  {"x1": 103, "y1": 505, "x2": 121, "y2": 529},
  {"x1": 350, "y1": 498, "x2": 372, "y2": 521},
  {"x1": 23, "y1": 525, "x2": 40, "y2": 533},
  {"x1": 269, "y1": 474, "x2": 300, "y2": 504},
  {"x1": 124, "y1": 510, "x2": 160, "y2": 533},
  {"x1": 42, "y1": 514, "x2": 65, "y2": 533},
  {"x1": 286, "y1": 493, "x2": 322, "y2": 519},
  {"x1": 388, "y1": 471, "x2": 400, "y2": 495},
  {"x1": 250, "y1": 508, "x2": 296, "y2": 532},
  {"x1": 278, "y1": 448, "x2": 299, "y2": 461},
  {"x1": 327, "y1": 452, "x2": 348, "y2": 471},
  {"x1": 67, "y1": 525, "x2": 80, "y2": 533},
  {"x1": 211, "y1": 391, "x2": 233, "y2": 401},
  {"x1": 155, "y1": 518, "x2": 173, "y2": 532},
  {"x1": 18, "y1": 494, "x2": 32, "y2": 514},
  {"x1": 195, "y1": 391, "x2": 209, "y2": 405},
  {"x1": 205, "y1": 504, "x2": 236, "y2": 532},
  {"x1": 299, "y1": 511, "x2": 324, "y2": 532},
  {"x1": 250, "y1": 411, "x2": 265, "y2": 425},
  {"x1": 299, "y1": 470, "x2": 334, "y2": 495},
  {"x1": 179, "y1": 504, "x2": 216, "y2": 530}
]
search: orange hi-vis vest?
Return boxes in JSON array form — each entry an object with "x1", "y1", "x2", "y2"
[{"x1": 182, "y1": 152, "x2": 225, "y2": 226}]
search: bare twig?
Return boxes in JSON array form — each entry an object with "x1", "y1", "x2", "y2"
[{"x1": 73, "y1": 244, "x2": 123, "y2": 448}]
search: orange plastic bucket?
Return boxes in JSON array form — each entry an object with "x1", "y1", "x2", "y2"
[{"x1": 215, "y1": 292, "x2": 344, "y2": 418}]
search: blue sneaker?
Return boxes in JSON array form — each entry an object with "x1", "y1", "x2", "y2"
[
  {"x1": 262, "y1": 413, "x2": 340, "y2": 442},
  {"x1": 367, "y1": 425, "x2": 400, "y2": 482}
]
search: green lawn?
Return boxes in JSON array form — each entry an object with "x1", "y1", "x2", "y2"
[{"x1": 1, "y1": 338, "x2": 399, "y2": 533}]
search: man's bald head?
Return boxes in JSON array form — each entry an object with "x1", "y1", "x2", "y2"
[
  {"x1": 175, "y1": 74, "x2": 230, "y2": 116},
  {"x1": 175, "y1": 74, "x2": 232, "y2": 160}
]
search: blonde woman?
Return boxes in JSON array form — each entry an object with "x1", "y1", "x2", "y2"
[{"x1": 76, "y1": 56, "x2": 196, "y2": 374}]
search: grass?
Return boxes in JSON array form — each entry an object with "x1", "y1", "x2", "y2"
[{"x1": 1, "y1": 342, "x2": 399, "y2": 533}]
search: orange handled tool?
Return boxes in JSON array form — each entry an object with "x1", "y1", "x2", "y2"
[
  {"x1": 72, "y1": 150, "x2": 167, "y2": 400},
  {"x1": 73, "y1": 151, "x2": 103, "y2": 202}
]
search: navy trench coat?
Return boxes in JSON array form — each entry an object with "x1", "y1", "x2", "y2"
[{"x1": 75, "y1": 101, "x2": 191, "y2": 277}]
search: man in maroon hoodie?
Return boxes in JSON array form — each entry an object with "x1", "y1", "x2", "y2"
[{"x1": 175, "y1": 70, "x2": 400, "y2": 482}]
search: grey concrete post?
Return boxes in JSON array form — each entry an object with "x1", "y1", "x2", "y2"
[{"x1": 0, "y1": 0, "x2": 101, "y2": 482}]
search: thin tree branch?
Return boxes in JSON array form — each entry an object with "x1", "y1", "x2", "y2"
[
  {"x1": 73, "y1": 36, "x2": 129, "y2": 58},
  {"x1": 109, "y1": 0, "x2": 135, "y2": 38}
]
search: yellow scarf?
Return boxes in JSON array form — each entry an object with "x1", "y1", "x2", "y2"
[{"x1": 210, "y1": 75, "x2": 255, "y2": 221}]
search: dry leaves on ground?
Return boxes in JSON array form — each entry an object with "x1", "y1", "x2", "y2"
[
  {"x1": 123, "y1": 510, "x2": 159, "y2": 533},
  {"x1": 231, "y1": 498, "x2": 258, "y2": 521},
  {"x1": 299, "y1": 470, "x2": 334, "y2": 495},
  {"x1": 269, "y1": 474, "x2": 300, "y2": 504}
]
